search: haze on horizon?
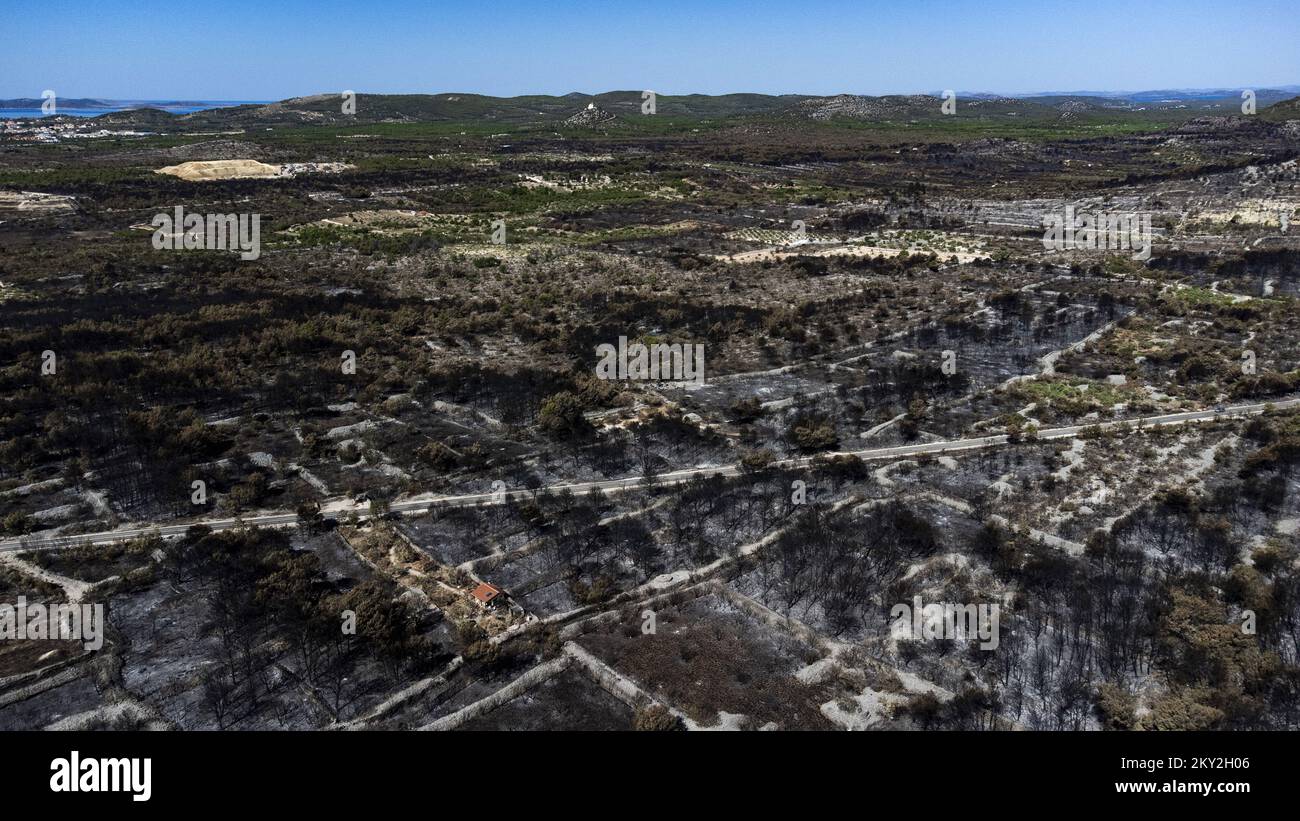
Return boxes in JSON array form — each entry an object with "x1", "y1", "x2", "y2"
[{"x1": 2, "y1": 0, "x2": 1297, "y2": 101}]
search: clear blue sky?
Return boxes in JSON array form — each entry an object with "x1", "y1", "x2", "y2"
[{"x1": 2, "y1": 0, "x2": 1297, "y2": 100}]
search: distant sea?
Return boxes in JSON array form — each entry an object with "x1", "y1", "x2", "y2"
[{"x1": 0, "y1": 101, "x2": 266, "y2": 119}]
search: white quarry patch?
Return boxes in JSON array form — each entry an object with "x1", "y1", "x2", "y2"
[
  {"x1": 155, "y1": 159, "x2": 353, "y2": 183},
  {"x1": 155, "y1": 159, "x2": 282, "y2": 180}
]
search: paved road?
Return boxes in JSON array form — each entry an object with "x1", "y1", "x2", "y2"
[{"x1": 4, "y1": 396, "x2": 1296, "y2": 553}]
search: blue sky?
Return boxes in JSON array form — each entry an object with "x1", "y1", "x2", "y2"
[{"x1": 2, "y1": 0, "x2": 1297, "y2": 100}]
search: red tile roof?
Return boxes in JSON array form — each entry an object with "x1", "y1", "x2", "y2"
[{"x1": 471, "y1": 582, "x2": 501, "y2": 604}]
